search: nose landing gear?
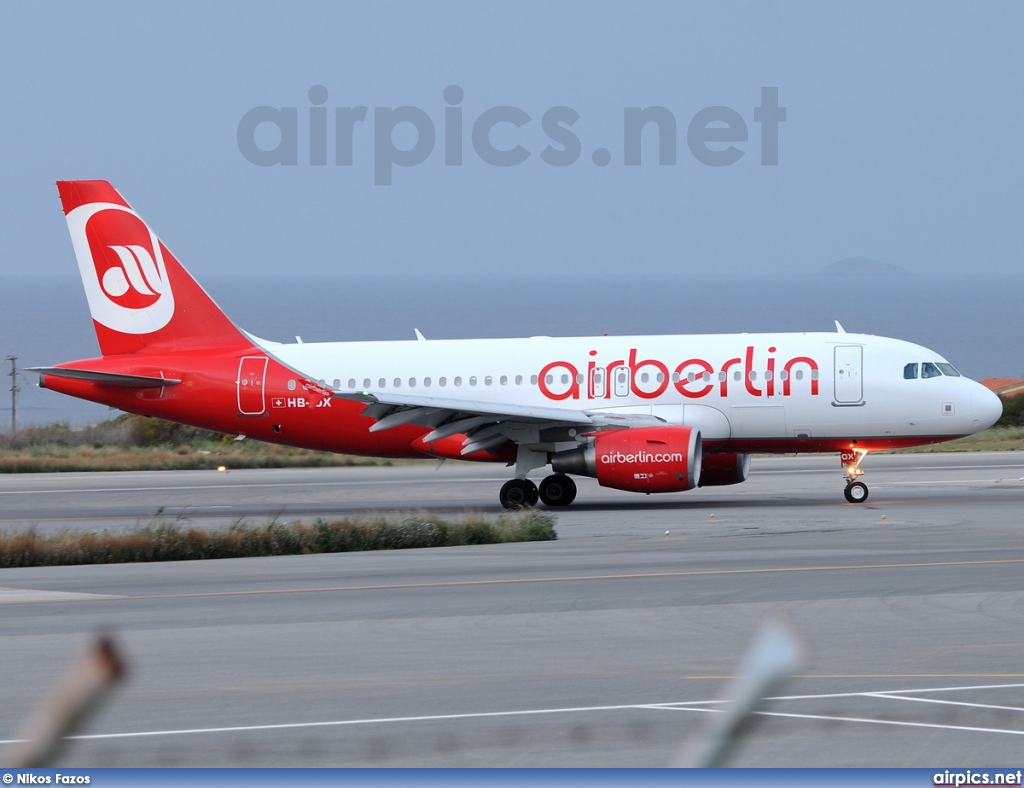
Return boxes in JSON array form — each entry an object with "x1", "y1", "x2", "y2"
[{"x1": 841, "y1": 448, "x2": 869, "y2": 503}]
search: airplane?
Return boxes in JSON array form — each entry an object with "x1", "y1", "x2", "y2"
[{"x1": 30, "y1": 180, "x2": 1003, "y2": 508}]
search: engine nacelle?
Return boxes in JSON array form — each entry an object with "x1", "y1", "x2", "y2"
[
  {"x1": 551, "y1": 426, "x2": 702, "y2": 493},
  {"x1": 698, "y1": 453, "x2": 751, "y2": 487}
]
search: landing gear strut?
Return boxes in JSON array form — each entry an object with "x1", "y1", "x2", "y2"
[
  {"x1": 499, "y1": 478, "x2": 538, "y2": 509},
  {"x1": 841, "y1": 448, "x2": 869, "y2": 503},
  {"x1": 539, "y1": 474, "x2": 577, "y2": 507}
]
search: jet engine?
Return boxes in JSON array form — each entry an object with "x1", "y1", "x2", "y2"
[
  {"x1": 698, "y1": 453, "x2": 751, "y2": 486},
  {"x1": 551, "y1": 426, "x2": 702, "y2": 493}
]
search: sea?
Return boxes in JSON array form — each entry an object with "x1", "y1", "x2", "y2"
[{"x1": 1, "y1": 273, "x2": 1021, "y2": 428}]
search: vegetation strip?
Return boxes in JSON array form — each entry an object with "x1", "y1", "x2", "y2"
[{"x1": 0, "y1": 511, "x2": 557, "y2": 568}]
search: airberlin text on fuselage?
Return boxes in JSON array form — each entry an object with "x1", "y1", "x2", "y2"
[{"x1": 537, "y1": 346, "x2": 820, "y2": 401}]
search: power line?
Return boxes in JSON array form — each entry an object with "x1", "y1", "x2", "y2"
[{"x1": 5, "y1": 356, "x2": 17, "y2": 434}]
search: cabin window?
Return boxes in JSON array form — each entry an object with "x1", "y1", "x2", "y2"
[
  {"x1": 500, "y1": 375, "x2": 508, "y2": 385},
  {"x1": 379, "y1": 378, "x2": 386, "y2": 388},
  {"x1": 484, "y1": 376, "x2": 492, "y2": 386},
  {"x1": 811, "y1": 369, "x2": 819, "y2": 380},
  {"x1": 531, "y1": 375, "x2": 538, "y2": 385},
  {"x1": 515, "y1": 375, "x2": 523, "y2": 385},
  {"x1": 748, "y1": 371, "x2": 758, "y2": 381},
  {"x1": 922, "y1": 362, "x2": 941, "y2": 379},
  {"x1": 560, "y1": 374, "x2": 570, "y2": 385},
  {"x1": 363, "y1": 378, "x2": 371, "y2": 389},
  {"x1": 333, "y1": 379, "x2": 340, "y2": 389},
  {"x1": 454, "y1": 377, "x2": 462, "y2": 386},
  {"x1": 733, "y1": 371, "x2": 742, "y2": 381},
  {"x1": 795, "y1": 370, "x2": 804, "y2": 380},
  {"x1": 409, "y1": 378, "x2": 416, "y2": 387},
  {"x1": 672, "y1": 372, "x2": 680, "y2": 383},
  {"x1": 439, "y1": 377, "x2": 447, "y2": 387},
  {"x1": 936, "y1": 363, "x2": 961, "y2": 377},
  {"x1": 702, "y1": 372, "x2": 711, "y2": 382},
  {"x1": 546, "y1": 374, "x2": 554, "y2": 385},
  {"x1": 904, "y1": 363, "x2": 918, "y2": 379},
  {"x1": 640, "y1": 372, "x2": 649, "y2": 383},
  {"x1": 656, "y1": 372, "x2": 665, "y2": 383},
  {"x1": 287, "y1": 380, "x2": 296, "y2": 391},
  {"x1": 779, "y1": 370, "x2": 788, "y2": 381},
  {"x1": 424, "y1": 377, "x2": 431, "y2": 387},
  {"x1": 348, "y1": 378, "x2": 356, "y2": 389}
]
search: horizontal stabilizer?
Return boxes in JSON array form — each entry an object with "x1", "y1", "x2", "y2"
[{"x1": 27, "y1": 367, "x2": 182, "y2": 388}]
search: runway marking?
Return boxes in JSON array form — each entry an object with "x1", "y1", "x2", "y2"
[
  {"x1": 865, "y1": 693, "x2": 1024, "y2": 713},
  {"x1": 687, "y1": 674, "x2": 1024, "y2": 680},
  {"x1": 0, "y1": 478, "x2": 508, "y2": 496},
  {"x1": 7, "y1": 557, "x2": 1024, "y2": 604},
  {"x1": 0, "y1": 586, "x2": 118, "y2": 604},
  {"x1": 1, "y1": 682, "x2": 1021, "y2": 745}
]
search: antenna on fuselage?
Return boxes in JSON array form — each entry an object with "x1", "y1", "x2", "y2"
[{"x1": 834, "y1": 320, "x2": 846, "y2": 334}]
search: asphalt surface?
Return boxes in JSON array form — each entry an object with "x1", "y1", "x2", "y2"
[{"x1": 1, "y1": 452, "x2": 1024, "y2": 767}]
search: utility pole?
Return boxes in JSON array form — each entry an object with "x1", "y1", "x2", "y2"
[{"x1": 5, "y1": 356, "x2": 17, "y2": 435}]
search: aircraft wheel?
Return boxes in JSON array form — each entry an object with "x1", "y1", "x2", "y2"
[
  {"x1": 539, "y1": 474, "x2": 577, "y2": 507},
  {"x1": 500, "y1": 479, "x2": 539, "y2": 509},
  {"x1": 844, "y1": 481, "x2": 869, "y2": 503}
]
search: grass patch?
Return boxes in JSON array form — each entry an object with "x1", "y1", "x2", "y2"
[
  {"x1": 0, "y1": 511, "x2": 557, "y2": 567},
  {"x1": 0, "y1": 415, "x2": 399, "y2": 473}
]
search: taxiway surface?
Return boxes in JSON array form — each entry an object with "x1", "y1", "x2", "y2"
[{"x1": 1, "y1": 452, "x2": 1024, "y2": 766}]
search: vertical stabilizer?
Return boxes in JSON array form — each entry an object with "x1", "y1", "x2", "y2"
[{"x1": 57, "y1": 180, "x2": 250, "y2": 357}]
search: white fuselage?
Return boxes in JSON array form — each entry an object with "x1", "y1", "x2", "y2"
[{"x1": 263, "y1": 331, "x2": 1000, "y2": 444}]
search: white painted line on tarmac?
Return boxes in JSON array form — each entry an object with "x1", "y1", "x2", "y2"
[
  {"x1": 0, "y1": 586, "x2": 119, "y2": 604},
  {"x1": 755, "y1": 710, "x2": 1024, "y2": 736},
  {"x1": 2, "y1": 682, "x2": 1022, "y2": 744},
  {"x1": 865, "y1": 693, "x2": 1024, "y2": 713},
  {"x1": 0, "y1": 478, "x2": 510, "y2": 496}
]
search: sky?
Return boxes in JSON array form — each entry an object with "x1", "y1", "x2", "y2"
[{"x1": 0, "y1": 1, "x2": 1022, "y2": 286}]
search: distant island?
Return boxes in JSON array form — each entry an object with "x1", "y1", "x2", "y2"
[{"x1": 816, "y1": 257, "x2": 913, "y2": 277}]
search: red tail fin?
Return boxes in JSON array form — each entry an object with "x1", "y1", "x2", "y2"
[{"x1": 57, "y1": 180, "x2": 250, "y2": 357}]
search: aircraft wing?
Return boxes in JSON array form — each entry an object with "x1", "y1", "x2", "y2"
[{"x1": 335, "y1": 391, "x2": 666, "y2": 456}]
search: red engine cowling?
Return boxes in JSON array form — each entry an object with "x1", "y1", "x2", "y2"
[
  {"x1": 551, "y1": 426, "x2": 702, "y2": 493},
  {"x1": 698, "y1": 453, "x2": 751, "y2": 487}
]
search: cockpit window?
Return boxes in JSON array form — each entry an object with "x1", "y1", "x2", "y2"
[
  {"x1": 921, "y1": 362, "x2": 942, "y2": 379},
  {"x1": 903, "y1": 363, "x2": 918, "y2": 379},
  {"x1": 936, "y1": 363, "x2": 961, "y2": 377}
]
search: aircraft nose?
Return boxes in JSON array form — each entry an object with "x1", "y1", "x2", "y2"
[{"x1": 971, "y1": 384, "x2": 1003, "y2": 430}]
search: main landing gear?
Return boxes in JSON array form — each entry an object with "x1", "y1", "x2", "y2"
[
  {"x1": 841, "y1": 447, "x2": 870, "y2": 503},
  {"x1": 498, "y1": 474, "x2": 578, "y2": 509}
]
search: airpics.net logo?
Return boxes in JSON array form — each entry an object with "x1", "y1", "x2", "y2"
[{"x1": 237, "y1": 85, "x2": 785, "y2": 185}]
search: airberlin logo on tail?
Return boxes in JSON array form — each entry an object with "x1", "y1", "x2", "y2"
[{"x1": 65, "y1": 202, "x2": 174, "y2": 334}]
